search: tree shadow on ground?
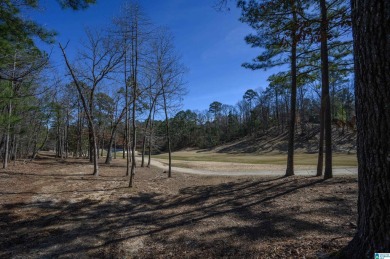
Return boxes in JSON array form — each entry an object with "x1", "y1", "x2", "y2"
[{"x1": 0, "y1": 172, "x2": 357, "y2": 258}]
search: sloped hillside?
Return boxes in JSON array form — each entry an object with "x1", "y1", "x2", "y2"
[{"x1": 214, "y1": 124, "x2": 356, "y2": 154}]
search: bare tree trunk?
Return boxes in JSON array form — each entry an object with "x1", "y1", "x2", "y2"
[
  {"x1": 76, "y1": 110, "x2": 80, "y2": 158},
  {"x1": 321, "y1": 0, "x2": 332, "y2": 179},
  {"x1": 141, "y1": 95, "x2": 159, "y2": 167},
  {"x1": 106, "y1": 131, "x2": 114, "y2": 162},
  {"x1": 129, "y1": 10, "x2": 140, "y2": 187},
  {"x1": 299, "y1": 86, "x2": 306, "y2": 134},
  {"x1": 147, "y1": 136, "x2": 152, "y2": 167},
  {"x1": 77, "y1": 103, "x2": 82, "y2": 158},
  {"x1": 275, "y1": 91, "x2": 280, "y2": 132},
  {"x1": 129, "y1": 25, "x2": 138, "y2": 187},
  {"x1": 56, "y1": 120, "x2": 61, "y2": 158},
  {"x1": 324, "y1": 94, "x2": 332, "y2": 179},
  {"x1": 96, "y1": 130, "x2": 100, "y2": 160},
  {"x1": 285, "y1": 5, "x2": 298, "y2": 177},
  {"x1": 162, "y1": 88, "x2": 172, "y2": 177},
  {"x1": 3, "y1": 98, "x2": 12, "y2": 169},
  {"x1": 89, "y1": 130, "x2": 93, "y2": 162},
  {"x1": 10, "y1": 134, "x2": 16, "y2": 162},
  {"x1": 147, "y1": 108, "x2": 156, "y2": 168},
  {"x1": 341, "y1": 0, "x2": 390, "y2": 257},
  {"x1": 31, "y1": 125, "x2": 49, "y2": 161},
  {"x1": 60, "y1": 43, "x2": 102, "y2": 176},
  {"x1": 105, "y1": 130, "x2": 115, "y2": 164},
  {"x1": 124, "y1": 38, "x2": 131, "y2": 177},
  {"x1": 12, "y1": 135, "x2": 17, "y2": 166},
  {"x1": 130, "y1": 98, "x2": 137, "y2": 183},
  {"x1": 125, "y1": 89, "x2": 131, "y2": 178},
  {"x1": 90, "y1": 126, "x2": 99, "y2": 176},
  {"x1": 141, "y1": 135, "x2": 146, "y2": 167},
  {"x1": 3, "y1": 53, "x2": 17, "y2": 169},
  {"x1": 65, "y1": 109, "x2": 69, "y2": 159},
  {"x1": 114, "y1": 133, "x2": 117, "y2": 159},
  {"x1": 316, "y1": 100, "x2": 325, "y2": 176},
  {"x1": 122, "y1": 132, "x2": 125, "y2": 159},
  {"x1": 101, "y1": 132, "x2": 105, "y2": 157},
  {"x1": 61, "y1": 123, "x2": 65, "y2": 160}
]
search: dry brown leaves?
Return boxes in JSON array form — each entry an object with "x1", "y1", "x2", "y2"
[{"x1": 0, "y1": 154, "x2": 357, "y2": 258}]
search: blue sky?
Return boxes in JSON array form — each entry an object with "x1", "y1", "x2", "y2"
[{"x1": 33, "y1": 0, "x2": 279, "y2": 111}]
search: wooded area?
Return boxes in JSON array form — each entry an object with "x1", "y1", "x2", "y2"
[{"x1": 0, "y1": 0, "x2": 388, "y2": 258}]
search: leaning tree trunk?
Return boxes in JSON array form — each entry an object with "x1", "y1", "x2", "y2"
[{"x1": 340, "y1": 0, "x2": 390, "y2": 257}]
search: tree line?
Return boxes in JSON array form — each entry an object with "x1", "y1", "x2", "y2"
[
  {"x1": 0, "y1": 0, "x2": 388, "y2": 256},
  {"x1": 164, "y1": 77, "x2": 354, "y2": 151},
  {"x1": 0, "y1": 1, "x2": 186, "y2": 183}
]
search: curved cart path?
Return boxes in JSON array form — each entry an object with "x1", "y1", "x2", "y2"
[{"x1": 144, "y1": 158, "x2": 358, "y2": 177}]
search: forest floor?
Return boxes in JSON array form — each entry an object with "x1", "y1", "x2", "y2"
[{"x1": 0, "y1": 153, "x2": 358, "y2": 258}]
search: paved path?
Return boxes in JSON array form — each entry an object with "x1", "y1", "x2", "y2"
[{"x1": 145, "y1": 158, "x2": 358, "y2": 177}]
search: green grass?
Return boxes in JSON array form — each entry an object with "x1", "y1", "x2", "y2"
[{"x1": 152, "y1": 151, "x2": 357, "y2": 167}]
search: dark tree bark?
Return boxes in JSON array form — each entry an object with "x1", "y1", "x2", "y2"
[
  {"x1": 321, "y1": 0, "x2": 332, "y2": 179},
  {"x1": 31, "y1": 125, "x2": 49, "y2": 161},
  {"x1": 340, "y1": 0, "x2": 390, "y2": 257},
  {"x1": 285, "y1": 3, "x2": 298, "y2": 177},
  {"x1": 147, "y1": 107, "x2": 156, "y2": 168},
  {"x1": 124, "y1": 42, "x2": 130, "y2": 177},
  {"x1": 113, "y1": 134, "x2": 117, "y2": 159},
  {"x1": 141, "y1": 90, "x2": 160, "y2": 167},
  {"x1": 141, "y1": 134, "x2": 147, "y2": 167},
  {"x1": 316, "y1": 101, "x2": 325, "y2": 176},
  {"x1": 162, "y1": 87, "x2": 172, "y2": 177},
  {"x1": 129, "y1": 28, "x2": 138, "y2": 188},
  {"x1": 3, "y1": 98, "x2": 12, "y2": 168},
  {"x1": 76, "y1": 102, "x2": 83, "y2": 158},
  {"x1": 11, "y1": 134, "x2": 17, "y2": 165},
  {"x1": 275, "y1": 90, "x2": 280, "y2": 132},
  {"x1": 88, "y1": 124, "x2": 94, "y2": 161},
  {"x1": 122, "y1": 132, "x2": 126, "y2": 159},
  {"x1": 105, "y1": 107, "x2": 126, "y2": 164},
  {"x1": 60, "y1": 44, "x2": 100, "y2": 176},
  {"x1": 3, "y1": 53, "x2": 17, "y2": 169}
]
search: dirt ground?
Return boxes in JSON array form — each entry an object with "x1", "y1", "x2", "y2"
[{"x1": 0, "y1": 153, "x2": 358, "y2": 258}]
